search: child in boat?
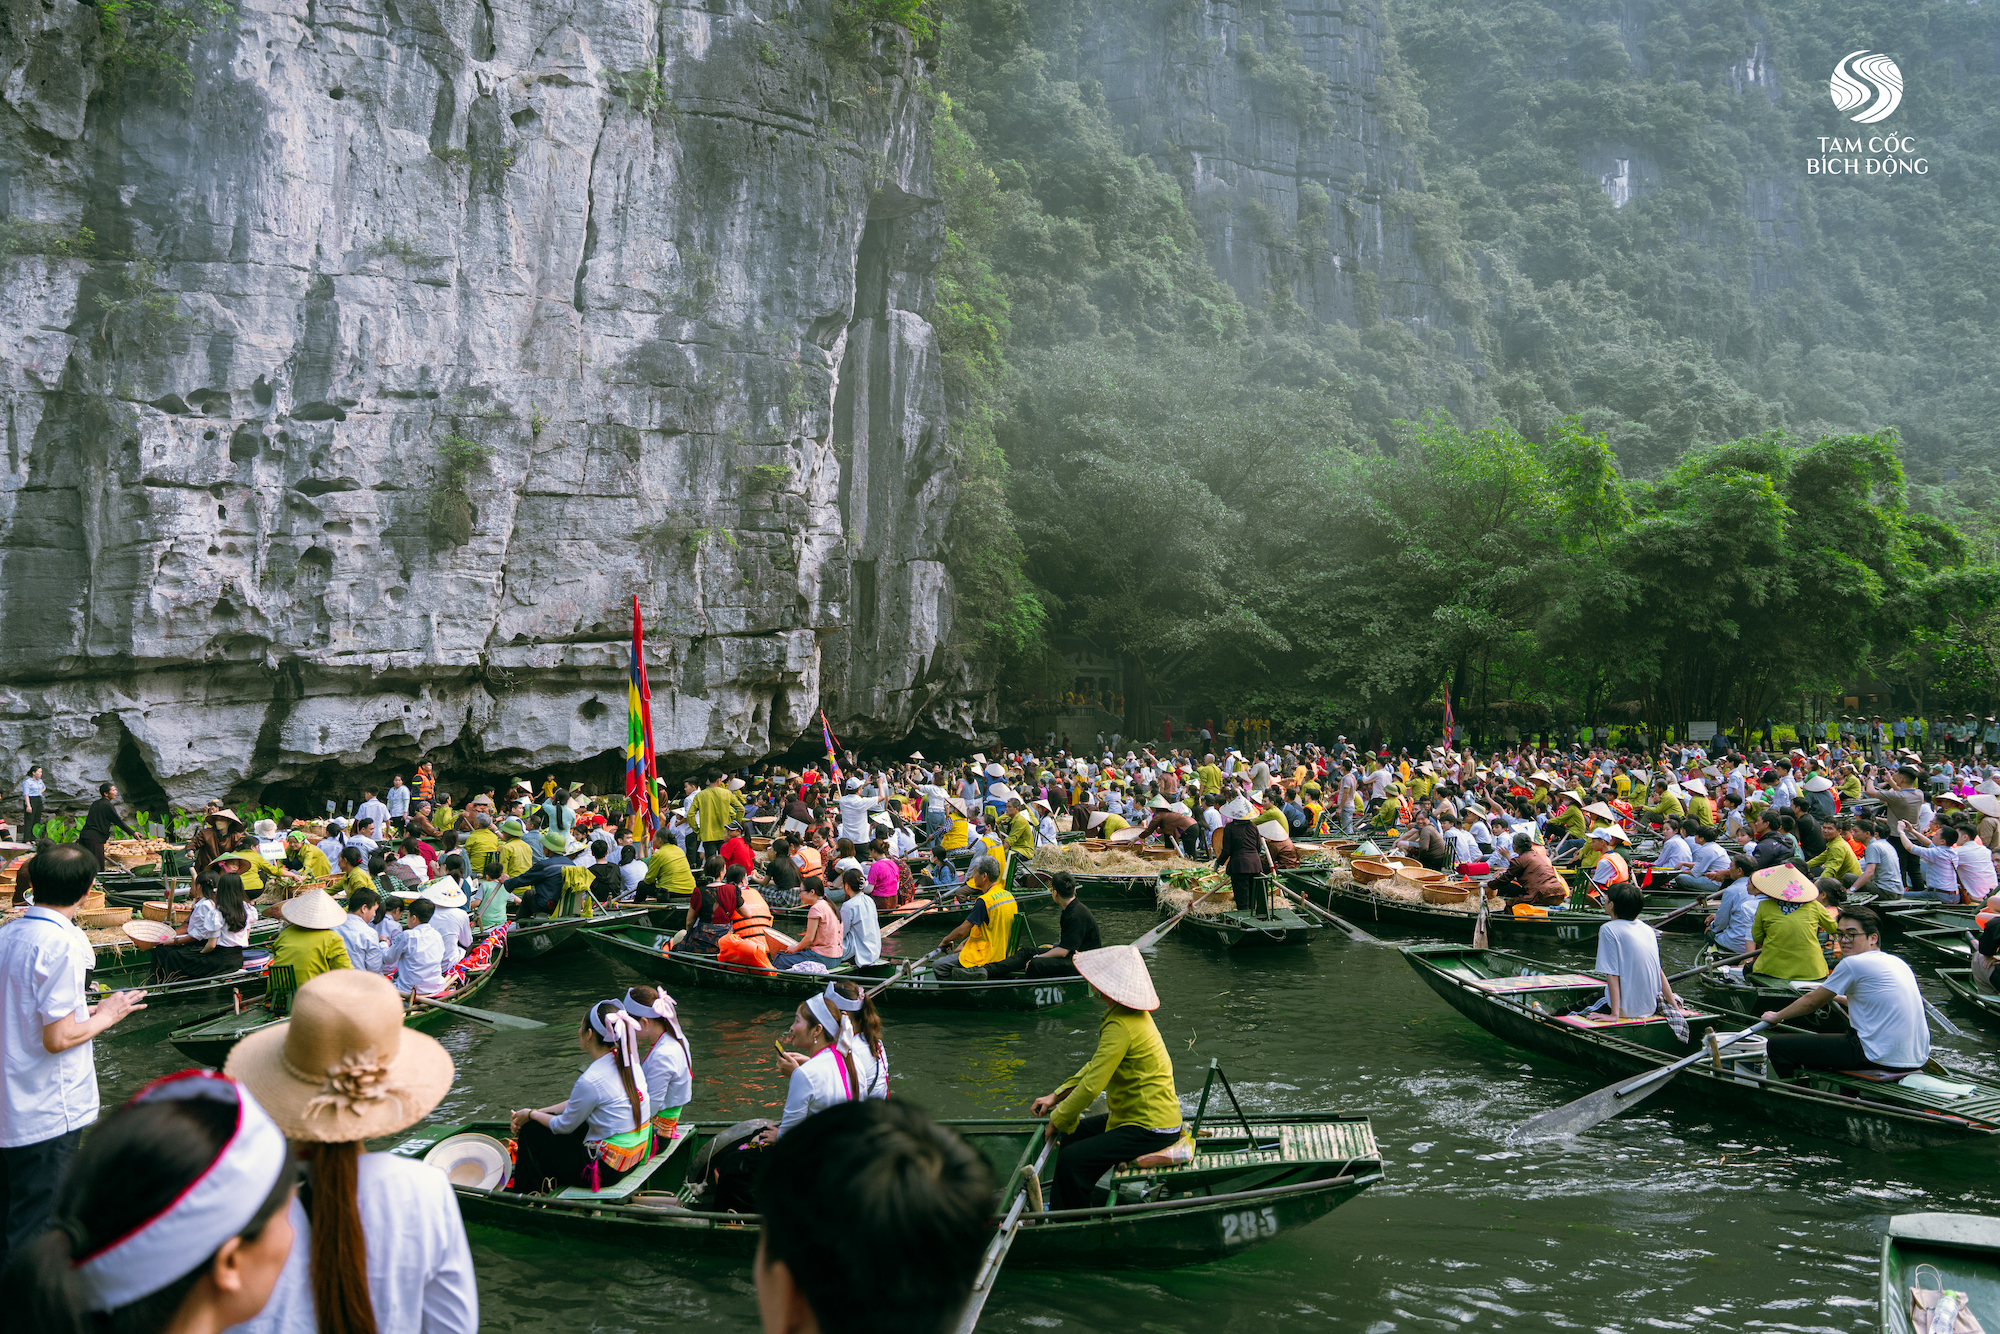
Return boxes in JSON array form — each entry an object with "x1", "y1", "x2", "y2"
[{"x1": 151, "y1": 870, "x2": 258, "y2": 982}]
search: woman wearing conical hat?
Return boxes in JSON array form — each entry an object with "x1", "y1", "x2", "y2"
[{"x1": 1028, "y1": 945, "x2": 1183, "y2": 1210}]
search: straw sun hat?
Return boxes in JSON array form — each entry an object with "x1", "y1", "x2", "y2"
[
  {"x1": 227, "y1": 970, "x2": 453, "y2": 1141},
  {"x1": 1074, "y1": 944, "x2": 1160, "y2": 1011},
  {"x1": 278, "y1": 888, "x2": 347, "y2": 930},
  {"x1": 1750, "y1": 865, "x2": 1817, "y2": 903}
]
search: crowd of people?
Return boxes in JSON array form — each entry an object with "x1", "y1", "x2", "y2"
[{"x1": 7, "y1": 721, "x2": 2000, "y2": 1332}]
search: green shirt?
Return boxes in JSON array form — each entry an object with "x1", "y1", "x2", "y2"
[
  {"x1": 691, "y1": 786, "x2": 738, "y2": 842},
  {"x1": 1808, "y1": 837, "x2": 1861, "y2": 882},
  {"x1": 1003, "y1": 812, "x2": 1036, "y2": 854},
  {"x1": 1750, "y1": 899, "x2": 1836, "y2": 981},
  {"x1": 1197, "y1": 765, "x2": 1224, "y2": 795},
  {"x1": 1099, "y1": 813, "x2": 1129, "y2": 837},
  {"x1": 1641, "y1": 790, "x2": 1685, "y2": 819},
  {"x1": 642, "y1": 845, "x2": 697, "y2": 895},
  {"x1": 499, "y1": 837, "x2": 535, "y2": 880},
  {"x1": 270, "y1": 926, "x2": 352, "y2": 987},
  {"x1": 1053, "y1": 1005, "x2": 1183, "y2": 1136}
]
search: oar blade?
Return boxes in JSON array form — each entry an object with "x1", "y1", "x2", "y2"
[
  {"x1": 417, "y1": 996, "x2": 548, "y2": 1030},
  {"x1": 1510, "y1": 1065, "x2": 1676, "y2": 1142}
]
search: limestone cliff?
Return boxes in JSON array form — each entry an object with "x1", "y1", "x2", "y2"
[{"x1": 0, "y1": 0, "x2": 987, "y2": 802}]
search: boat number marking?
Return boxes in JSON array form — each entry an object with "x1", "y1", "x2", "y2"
[
  {"x1": 1556, "y1": 925, "x2": 1581, "y2": 940},
  {"x1": 1033, "y1": 986, "x2": 1066, "y2": 1007},
  {"x1": 1221, "y1": 1206, "x2": 1280, "y2": 1246},
  {"x1": 390, "y1": 1138, "x2": 429, "y2": 1157}
]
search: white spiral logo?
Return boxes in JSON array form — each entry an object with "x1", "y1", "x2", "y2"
[{"x1": 1829, "y1": 50, "x2": 1902, "y2": 123}]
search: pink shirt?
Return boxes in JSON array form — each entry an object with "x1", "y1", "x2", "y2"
[
  {"x1": 805, "y1": 899, "x2": 843, "y2": 957},
  {"x1": 866, "y1": 857, "x2": 899, "y2": 900}
]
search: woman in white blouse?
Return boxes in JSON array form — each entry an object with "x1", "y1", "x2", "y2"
[
  {"x1": 508, "y1": 1001, "x2": 655, "y2": 1192},
  {"x1": 151, "y1": 869, "x2": 258, "y2": 981}
]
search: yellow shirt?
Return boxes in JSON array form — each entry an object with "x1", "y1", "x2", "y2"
[
  {"x1": 462, "y1": 828, "x2": 501, "y2": 872},
  {"x1": 498, "y1": 837, "x2": 535, "y2": 880},
  {"x1": 233, "y1": 847, "x2": 283, "y2": 893},
  {"x1": 690, "y1": 786, "x2": 737, "y2": 842},
  {"x1": 1197, "y1": 765, "x2": 1224, "y2": 795},
  {"x1": 292, "y1": 845, "x2": 333, "y2": 878},
  {"x1": 1003, "y1": 811, "x2": 1036, "y2": 854},
  {"x1": 641, "y1": 845, "x2": 696, "y2": 895},
  {"x1": 1099, "y1": 814, "x2": 1129, "y2": 838},
  {"x1": 334, "y1": 867, "x2": 375, "y2": 898},
  {"x1": 1808, "y1": 837, "x2": 1861, "y2": 882},
  {"x1": 1612, "y1": 774, "x2": 1632, "y2": 798},
  {"x1": 1053, "y1": 1006, "x2": 1182, "y2": 1135},
  {"x1": 270, "y1": 926, "x2": 351, "y2": 986},
  {"x1": 939, "y1": 814, "x2": 970, "y2": 852}
]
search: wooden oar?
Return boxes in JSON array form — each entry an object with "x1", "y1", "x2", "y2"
[
  {"x1": 951, "y1": 1137, "x2": 1056, "y2": 1334},
  {"x1": 1511, "y1": 1021, "x2": 1770, "y2": 1141},
  {"x1": 1132, "y1": 885, "x2": 1232, "y2": 950},
  {"x1": 878, "y1": 886, "x2": 976, "y2": 940},
  {"x1": 1647, "y1": 887, "x2": 1725, "y2": 933},
  {"x1": 861, "y1": 946, "x2": 950, "y2": 1000},
  {"x1": 409, "y1": 993, "x2": 548, "y2": 1030},
  {"x1": 1274, "y1": 880, "x2": 1381, "y2": 944}
]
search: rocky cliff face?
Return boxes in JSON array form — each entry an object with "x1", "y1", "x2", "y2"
[
  {"x1": 1078, "y1": 0, "x2": 1458, "y2": 340},
  {"x1": 0, "y1": 0, "x2": 987, "y2": 803}
]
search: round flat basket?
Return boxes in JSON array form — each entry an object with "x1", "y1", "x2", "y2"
[
  {"x1": 422, "y1": 1133, "x2": 512, "y2": 1190},
  {"x1": 122, "y1": 919, "x2": 177, "y2": 948},
  {"x1": 1420, "y1": 883, "x2": 1474, "y2": 905},
  {"x1": 1349, "y1": 859, "x2": 1398, "y2": 885}
]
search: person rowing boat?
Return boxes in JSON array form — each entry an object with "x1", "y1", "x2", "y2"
[
  {"x1": 1029, "y1": 945, "x2": 1185, "y2": 1209},
  {"x1": 1759, "y1": 905, "x2": 1930, "y2": 1077},
  {"x1": 983, "y1": 871, "x2": 1101, "y2": 978},
  {"x1": 932, "y1": 855, "x2": 1015, "y2": 981}
]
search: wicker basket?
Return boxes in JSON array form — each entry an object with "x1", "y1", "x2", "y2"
[
  {"x1": 1419, "y1": 883, "x2": 1475, "y2": 905},
  {"x1": 1139, "y1": 846, "x2": 1177, "y2": 862},
  {"x1": 141, "y1": 899, "x2": 192, "y2": 924},
  {"x1": 77, "y1": 906, "x2": 132, "y2": 929},
  {"x1": 1350, "y1": 859, "x2": 1400, "y2": 885}
]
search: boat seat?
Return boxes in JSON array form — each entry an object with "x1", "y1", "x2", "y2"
[
  {"x1": 552, "y1": 1126, "x2": 692, "y2": 1202},
  {"x1": 1836, "y1": 1067, "x2": 1917, "y2": 1082},
  {"x1": 1111, "y1": 1120, "x2": 1379, "y2": 1185}
]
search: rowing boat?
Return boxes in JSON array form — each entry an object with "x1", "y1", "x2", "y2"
[
  {"x1": 167, "y1": 926, "x2": 508, "y2": 1067},
  {"x1": 1879, "y1": 1213, "x2": 2000, "y2": 1334},
  {"x1": 1403, "y1": 942, "x2": 2000, "y2": 1152},
  {"x1": 1176, "y1": 902, "x2": 1324, "y2": 949},
  {"x1": 583, "y1": 925, "x2": 1095, "y2": 1011},
  {"x1": 1691, "y1": 967, "x2": 1849, "y2": 1032},
  {"x1": 1902, "y1": 928, "x2": 1972, "y2": 965},
  {"x1": 506, "y1": 905, "x2": 655, "y2": 963},
  {"x1": 1286, "y1": 871, "x2": 1667, "y2": 950},
  {"x1": 385, "y1": 1114, "x2": 1383, "y2": 1268},
  {"x1": 1935, "y1": 969, "x2": 2000, "y2": 1031},
  {"x1": 757, "y1": 888, "x2": 1053, "y2": 929},
  {"x1": 90, "y1": 948, "x2": 274, "y2": 1009}
]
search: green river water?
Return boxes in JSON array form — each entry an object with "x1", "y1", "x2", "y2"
[{"x1": 94, "y1": 899, "x2": 2000, "y2": 1333}]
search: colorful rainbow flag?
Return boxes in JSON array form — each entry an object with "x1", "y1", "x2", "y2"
[
  {"x1": 625, "y1": 595, "x2": 659, "y2": 835},
  {"x1": 822, "y1": 711, "x2": 842, "y2": 786}
]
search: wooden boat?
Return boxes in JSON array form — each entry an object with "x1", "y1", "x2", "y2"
[
  {"x1": 1286, "y1": 870, "x2": 1667, "y2": 950},
  {"x1": 1935, "y1": 969, "x2": 2000, "y2": 1030},
  {"x1": 1403, "y1": 942, "x2": 2000, "y2": 1152},
  {"x1": 583, "y1": 925, "x2": 1095, "y2": 1011},
  {"x1": 89, "y1": 948, "x2": 274, "y2": 1009},
  {"x1": 506, "y1": 904, "x2": 655, "y2": 963},
  {"x1": 99, "y1": 875, "x2": 172, "y2": 906},
  {"x1": 1877, "y1": 900, "x2": 1976, "y2": 939},
  {"x1": 1879, "y1": 1212, "x2": 2000, "y2": 1334},
  {"x1": 759, "y1": 888, "x2": 1053, "y2": 929},
  {"x1": 1902, "y1": 927, "x2": 1973, "y2": 965},
  {"x1": 1691, "y1": 966, "x2": 1849, "y2": 1032},
  {"x1": 1177, "y1": 902, "x2": 1323, "y2": 949},
  {"x1": 383, "y1": 1113, "x2": 1383, "y2": 1269},
  {"x1": 168, "y1": 927, "x2": 507, "y2": 1067}
]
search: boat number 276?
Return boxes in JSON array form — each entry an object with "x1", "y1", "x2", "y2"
[{"x1": 1221, "y1": 1207, "x2": 1280, "y2": 1246}]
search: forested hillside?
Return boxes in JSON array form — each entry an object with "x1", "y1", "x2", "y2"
[{"x1": 932, "y1": 0, "x2": 2000, "y2": 737}]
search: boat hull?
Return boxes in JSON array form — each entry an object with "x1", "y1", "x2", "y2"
[
  {"x1": 385, "y1": 1115, "x2": 1383, "y2": 1270},
  {"x1": 1402, "y1": 942, "x2": 2000, "y2": 1153},
  {"x1": 584, "y1": 927, "x2": 1094, "y2": 1011},
  {"x1": 1178, "y1": 906, "x2": 1323, "y2": 949},
  {"x1": 1879, "y1": 1213, "x2": 2000, "y2": 1334},
  {"x1": 1289, "y1": 872, "x2": 1628, "y2": 949}
]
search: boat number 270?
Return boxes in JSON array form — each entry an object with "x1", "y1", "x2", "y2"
[{"x1": 1221, "y1": 1206, "x2": 1280, "y2": 1246}]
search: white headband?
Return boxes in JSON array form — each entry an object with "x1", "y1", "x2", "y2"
[
  {"x1": 589, "y1": 1003, "x2": 643, "y2": 1070},
  {"x1": 824, "y1": 982, "x2": 863, "y2": 1013},
  {"x1": 806, "y1": 993, "x2": 841, "y2": 1038},
  {"x1": 621, "y1": 988, "x2": 677, "y2": 1022},
  {"x1": 75, "y1": 1072, "x2": 289, "y2": 1312}
]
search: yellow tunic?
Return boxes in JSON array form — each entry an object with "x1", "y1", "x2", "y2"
[{"x1": 1052, "y1": 1006, "x2": 1182, "y2": 1135}]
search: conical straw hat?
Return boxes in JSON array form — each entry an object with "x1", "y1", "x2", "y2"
[{"x1": 1074, "y1": 945, "x2": 1160, "y2": 1011}]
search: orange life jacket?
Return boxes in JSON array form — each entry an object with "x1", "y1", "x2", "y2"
[
  {"x1": 732, "y1": 885, "x2": 774, "y2": 942},
  {"x1": 1599, "y1": 852, "x2": 1630, "y2": 885},
  {"x1": 716, "y1": 932, "x2": 772, "y2": 971}
]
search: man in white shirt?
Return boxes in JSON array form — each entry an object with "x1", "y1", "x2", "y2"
[
  {"x1": 389, "y1": 899, "x2": 450, "y2": 997},
  {"x1": 837, "y1": 778, "x2": 883, "y2": 845},
  {"x1": 336, "y1": 887, "x2": 389, "y2": 975},
  {"x1": 1595, "y1": 882, "x2": 1675, "y2": 1018},
  {"x1": 355, "y1": 788, "x2": 390, "y2": 832},
  {"x1": 0, "y1": 846, "x2": 147, "y2": 1266},
  {"x1": 1761, "y1": 905, "x2": 1929, "y2": 1074},
  {"x1": 1684, "y1": 827, "x2": 1731, "y2": 886},
  {"x1": 386, "y1": 776, "x2": 412, "y2": 820},
  {"x1": 1366, "y1": 763, "x2": 1392, "y2": 801},
  {"x1": 345, "y1": 817, "x2": 381, "y2": 857}
]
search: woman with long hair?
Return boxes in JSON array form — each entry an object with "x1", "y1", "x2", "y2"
[
  {"x1": 152, "y1": 869, "x2": 259, "y2": 983},
  {"x1": 620, "y1": 986, "x2": 694, "y2": 1148},
  {"x1": 226, "y1": 970, "x2": 476, "y2": 1334},
  {"x1": 508, "y1": 1001, "x2": 653, "y2": 1193},
  {"x1": 828, "y1": 979, "x2": 889, "y2": 1099},
  {"x1": 0, "y1": 1071, "x2": 295, "y2": 1334}
]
